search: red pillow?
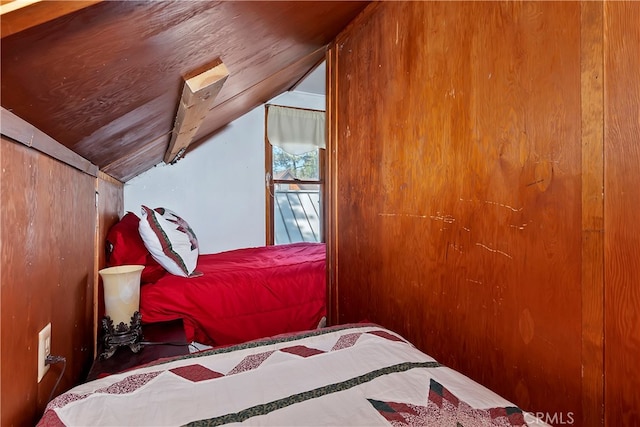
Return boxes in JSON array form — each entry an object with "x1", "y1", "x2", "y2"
[{"x1": 105, "y1": 212, "x2": 166, "y2": 284}]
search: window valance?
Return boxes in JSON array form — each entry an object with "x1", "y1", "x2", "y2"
[{"x1": 267, "y1": 105, "x2": 325, "y2": 155}]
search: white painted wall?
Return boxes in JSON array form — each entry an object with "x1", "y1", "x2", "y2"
[{"x1": 124, "y1": 90, "x2": 325, "y2": 255}]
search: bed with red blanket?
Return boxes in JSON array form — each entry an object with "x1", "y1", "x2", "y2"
[
  {"x1": 104, "y1": 210, "x2": 326, "y2": 348},
  {"x1": 139, "y1": 242, "x2": 326, "y2": 346}
]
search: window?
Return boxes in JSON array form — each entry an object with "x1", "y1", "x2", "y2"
[{"x1": 265, "y1": 105, "x2": 325, "y2": 245}]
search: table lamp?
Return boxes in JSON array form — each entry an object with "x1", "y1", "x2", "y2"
[{"x1": 98, "y1": 265, "x2": 144, "y2": 359}]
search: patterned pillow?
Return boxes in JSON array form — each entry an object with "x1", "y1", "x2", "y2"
[
  {"x1": 138, "y1": 206, "x2": 199, "y2": 277},
  {"x1": 105, "y1": 212, "x2": 166, "y2": 284}
]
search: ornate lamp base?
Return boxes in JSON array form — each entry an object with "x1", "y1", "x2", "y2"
[{"x1": 100, "y1": 311, "x2": 143, "y2": 359}]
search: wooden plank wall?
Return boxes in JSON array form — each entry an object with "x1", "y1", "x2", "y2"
[
  {"x1": 0, "y1": 137, "x2": 123, "y2": 426},
  {"x1": 328, "y1": 2, "x2": 639, "y2": 425},
  {"x1": 604, "y1": 2, "x2": 640, "y2": 425}
]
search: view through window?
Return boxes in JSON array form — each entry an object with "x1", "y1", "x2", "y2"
[
  {"x1": 265, "y1": 104, "x2": 325, "y2": 245},
  {"x1": 266, "y1": 143, "x2": 324, "y2": 245}
]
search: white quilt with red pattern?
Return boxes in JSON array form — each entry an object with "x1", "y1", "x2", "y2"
[{"x1": 38, "y1": 324, "x2": 548, "y2": 426}]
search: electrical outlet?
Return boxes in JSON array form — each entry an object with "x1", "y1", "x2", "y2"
[{"x1": 37, "y1": 323, "x2": 51, "y2": 382}]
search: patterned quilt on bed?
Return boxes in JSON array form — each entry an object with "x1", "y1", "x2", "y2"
[{"x1": 38, "y1": 324, "x2": 547, "y2": 426}]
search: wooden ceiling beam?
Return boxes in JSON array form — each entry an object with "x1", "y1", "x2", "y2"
[
  {"x1": 0, "y1": 107, "x2": 98, "y2": 176},
  {"x1": 1, "y1": 0, "x2": 101, "y2": 38},
  {"x1": 164, "y1": 60, "x2": 229, "y2": 164}
]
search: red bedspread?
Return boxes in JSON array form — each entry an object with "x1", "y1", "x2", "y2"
[{"x1": 139, "y1": 242, "x2": 326, "y2": 346}]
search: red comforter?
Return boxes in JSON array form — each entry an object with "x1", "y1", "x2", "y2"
[{"x1": 140, "y1": 242, "x2": 326, "y2": 346}]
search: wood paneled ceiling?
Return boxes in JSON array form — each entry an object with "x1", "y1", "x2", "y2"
[{"x1": 1, "y1": 0, "x2": 368, "y2": 181}]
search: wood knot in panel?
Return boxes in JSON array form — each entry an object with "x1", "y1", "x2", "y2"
[
  {"x1": 514, "y1": 379, "x2": 531, "y2": 410},
  {"x1": 533, "y1": 160, "x2": 553, "y2": 192},
  {"x1": 518, "y1": 308, "x2": 535, "y2": 345}
]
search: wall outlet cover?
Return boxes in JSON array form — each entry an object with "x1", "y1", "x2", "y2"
[{"x1": 37, "y1": 323, "x2": 51, "y2": 382}]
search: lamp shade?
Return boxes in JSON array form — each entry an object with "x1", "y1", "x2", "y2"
[{"x1": 98, "y1": 265, "x2": 144, "y2": 326}]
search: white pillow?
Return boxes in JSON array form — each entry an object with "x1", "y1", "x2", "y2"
[{"x1": 138, "y1": 206, "x2": 199, "y2": 277}]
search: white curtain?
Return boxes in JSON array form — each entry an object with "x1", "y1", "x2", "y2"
[{"x1": 267, "y1": 105, "x2": 325, "y2": 155}]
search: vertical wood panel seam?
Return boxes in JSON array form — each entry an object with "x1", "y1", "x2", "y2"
[
  {"x1": 326, "y1": 43, "x2": 338, "y2": 326},
  {"x1": 264, "y1": 107, "x2": 274, "y2": 246},
  {"x1": 580, "y1": 2, "x2": 605, "y2": 426},
  {"x1": 94, "y1": 180, "x2": 99, "y2": 360}
]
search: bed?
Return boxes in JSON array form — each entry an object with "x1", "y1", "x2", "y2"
[
  {"x1": 38, "y1": 323, "x2": 547, "y2": 426},
  {"x1": 105, "y1": 209, "x2": 326, "y2": 347},
  {"x1": 139, "y1": 242, "x2": 326, "y2": 346}
]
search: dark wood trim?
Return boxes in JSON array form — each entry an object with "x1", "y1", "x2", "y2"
[
  {"x1": 0, "y1": 107, "x2": 98, "y2": 177},
  {"x1": 264, "y1": 106, "x2": 275, "y2": 246},
  {"x1": 318, "y1": 141, "x2": 326, "y2": 245},
  {"x1": 325, "y1": 43, "x2": 338, "y2": 327}
]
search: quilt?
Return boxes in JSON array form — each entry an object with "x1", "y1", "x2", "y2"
[{"x1": 38, "y1": 324, "x2": 547, "y2": 426}]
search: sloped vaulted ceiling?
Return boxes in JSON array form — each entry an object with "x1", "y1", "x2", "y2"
[{"x1": 0, "y1": 0, "x2": 368, "y2": 182}]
